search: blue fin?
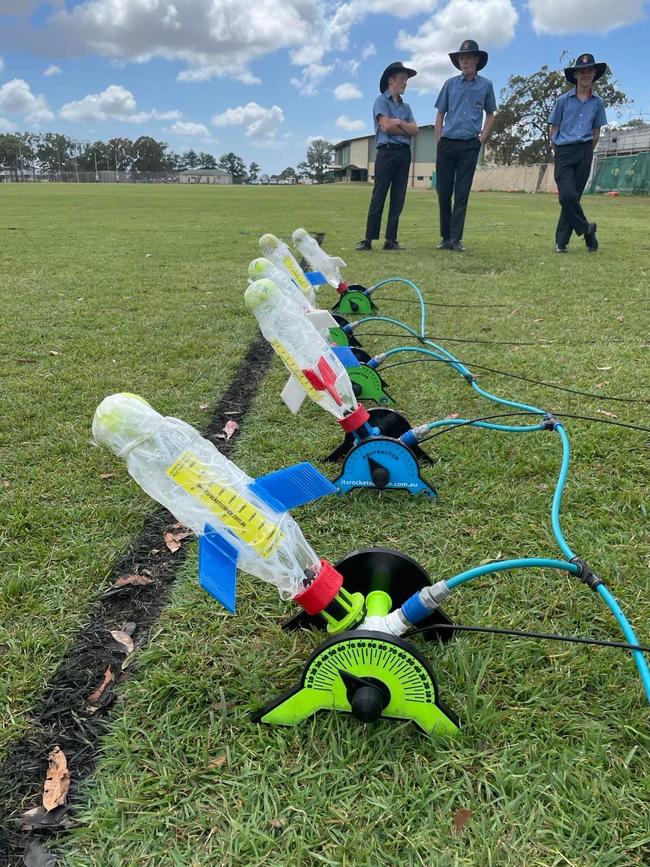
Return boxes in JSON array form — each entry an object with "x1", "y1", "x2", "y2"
[
  {"x1": 198, "y1": 527, "x2": 239, "y2": 613},
  {"x1": 249, "y1": 462, "x2": 336, "y2": 511},
  {"x1": 305, "y1": 270, "x2": 327, "y2": 286},
  {"x1": 332, "y1": 345, "x2": 361, "y2": 367}
]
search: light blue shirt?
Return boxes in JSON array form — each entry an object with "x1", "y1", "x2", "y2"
[
  {"x1": 373, "y1": 91, "x2": 415, "y2": 147},
  {"x1": 435, "y1": 74, "x2": 497, "y2": 140},
  {"x1": 549, "y1": 89, "x2": 607, "y2": 145}
]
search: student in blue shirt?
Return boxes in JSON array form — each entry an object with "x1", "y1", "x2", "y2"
[
  {"x1": 549, "y1": 53, "x2": 608, "y2": 253},
  {"x1": 434, "y1": 40, "x2": 496, "y2": 252},
  {"x1": 357, "y1": 61, "x2": 418, "y2": 252}
]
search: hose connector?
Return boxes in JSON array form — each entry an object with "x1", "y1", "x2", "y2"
[
  {"x1": 570, "y1": 557, "x2": 603, "y2": 592},
  {"x1": 541, "y1": 414, "x2": 559, "y2": 431},
  {"x1": 463, "y1": 372, "x2": 476, "y2": 384}
]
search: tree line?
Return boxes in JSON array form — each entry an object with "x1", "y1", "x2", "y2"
[{"x1": 0, "y1": 132, "x2": 337, "y2": 183}]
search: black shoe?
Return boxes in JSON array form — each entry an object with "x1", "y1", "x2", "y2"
[
  {"x1": 449, "y1": 239, "x2": 466, "y2": 252},
  {"x1": 436, "y1": 239, "x2": 451, "y2": 249},
  {"x1": 356, "y1": 239, "x2": 372, "y2": 251},
  {"x1": 383, "y1": 240, "x2": 404, "y2": 251},
  {"x1": 555, "y1": 243, "x2": 568, "y2": 253},
  {"x1": 584, "y1": 222, "x2": 598, "y2": 252}
]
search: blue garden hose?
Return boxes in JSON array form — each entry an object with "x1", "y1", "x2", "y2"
[{"x1": 340, "y1": 278, "x2": 650, "y2": 705}]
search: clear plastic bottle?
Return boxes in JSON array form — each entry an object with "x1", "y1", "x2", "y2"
[
  {"x1": 258, "y1": 232, "x2": 316, "y2": 306},
  {"x1": 92, "y1": 393, "x2": 321, "y2": 599},
  {"x1": 292, "y1": 228, "x2": 347, "y2": 290},
  {"x1": 244, "y1": 279, "x2": 361, "y2": 422}
]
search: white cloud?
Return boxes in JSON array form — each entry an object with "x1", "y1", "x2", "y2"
[
  {"x1": 48, "y1": 0, "x2": 329, "y2": 83},
  {"x1": 169, "y1": 120, "x2": 210, "y2": 137},
  {"x1": 334, "y1": 82, "x2": 363, "y2": 100},
  {"x1": 211, "y1": 102, "x2": 284, "y2": 140},
  {"x1": 44, "y1": 65, "x2": 62, "y2": 76},
  {"x1": 0, "y1": 116, "x2": 18, "y2": 132},
  {"x1": 59, "y1": 84, "x2": 179, "y2": 123},
  {"x1": 336, "y1": 115, "x2": 367, "y2": 132},
  {"x1": 0, "y1": 79, "x2": 54, "y2": 123},
  {"x1": 397, "y1": 0, "x2": 518, "y2": 91},
  {"x1": 528, "y1": 0, "x2": 646, "y2": 33},
  {"x1": 291, "y1": 63, "x2": 333, "y2": 96},
  {"x1": 361, "y1": 43, "x2": 377, "y2": 60}
]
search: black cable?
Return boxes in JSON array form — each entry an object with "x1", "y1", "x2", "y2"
[
  {"x1": 357, "y1": 330, "x2": 630, "y2": 348},
  {"x1": 372, "y1": 295, "x2": 510, "y2": 309},
  {"x1": 553, "y1": 412, "x2": 650, "y2": 434},
  {"x1": 418, "y1": 412, "x2": 544, "y2": 443},
  {"x1": 378, "y1": 355, "x2": 650, "y2": 405},
  {"x1": 406, "y1": 621, "x2": 650, "y2": 654}
]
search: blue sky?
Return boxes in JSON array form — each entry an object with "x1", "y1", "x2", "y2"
[{"x1": 0, "y1": 0, "x2": 648, "y2": 173}]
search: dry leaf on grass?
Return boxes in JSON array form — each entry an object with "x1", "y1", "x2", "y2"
[
  {"x1": 109, "y1": 630, "x2": 134, "y2": 654},
  {"x1": 596, "y1": 409, "x2": 618, "y2": 419},
  {"x1": 445, "y1": 412, "x2": 461, "y2": 420},
  {"x1": 43, "y1": 747, "x2": 70, "y2": 811},
  {"x1": 223, "y1": 420, "x2": 239, "y2": 440},
  {"x1": 208, "y1": 754, "x2": 228, "y2": 769},
  {"x1": 87, "y1": 668, "x2": 114, "y2": 704},
  {"x1": 452, "y1": 809, "x2": 472, "y2": 832},
  {"x1": 616, "y1": 315, "x2": 624, "y2": 322},
  {"x1": 269, "y1": 818, "x2": 287, "y2": 830},
  {"x1": 99, "y1": 472, "x2": 115, "y2": 480},
  {"x1": 163, "y1": 527, "x2": 192, "y2": 552},
  {"x1": 199, "y1": 402, "x2": 210, "y2": 411},
  {"x1": 596, "y1": 366, "x2": 612, "y2": 371},
  {"x1": 1, "y1": 479, "x2": 10, "y2": 488},
  {"x1": 113, "y1": 573, "x2": 153, "y2": 588}
]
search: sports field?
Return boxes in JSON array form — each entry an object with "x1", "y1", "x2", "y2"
[{"x1": 1, "y1": 183, "x2": 649, "y2": 866}]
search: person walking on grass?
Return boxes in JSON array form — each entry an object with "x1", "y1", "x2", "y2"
[
  {"x1": 549, "y1": 53, "x2": 608, "y2": 254},
  {"x1": 356, "y1": 61, "x2": 418, "y2": 252},
  {"x1": 434, "y1": 40, "x2": 496, "y2": 253}
]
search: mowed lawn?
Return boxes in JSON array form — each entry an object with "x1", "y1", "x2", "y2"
[{"x1": 0, "y1": 183, "x2": 649, "y2": 866}]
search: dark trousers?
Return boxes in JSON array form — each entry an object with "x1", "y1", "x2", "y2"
[
  {"x1": 554, "y1": 142, "x2": 593, "y2": 244},
  {"x1": 436, "y1": 137, "x2": 481, "y2": 241},
  {"x1": 365, "y1": 144, "x2": 411, "y2": 242}
]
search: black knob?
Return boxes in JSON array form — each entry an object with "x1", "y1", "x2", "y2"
[
  {"x1": 352, "y1": 381, "x2": 362, "y2": 397},
  {"x1": 368, "y1": 457, "x2": 389, "y2": 489},
  {"x1": 350, "y1": 301, "x2": 359, "y2": 313},
  {"x1": 351, "y1": 685, "x2": 385, "y2": 723}
]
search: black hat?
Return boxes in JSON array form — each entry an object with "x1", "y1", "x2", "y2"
[
  {"x1": 449, "y1": 39, "x2": 488, "y2": 71},
  {"x1": 379, "y1": 61, "x2": 417, "y2": 94},
  {"x1": 564, "y1": 53, "x2": 607, "y2": 85}
]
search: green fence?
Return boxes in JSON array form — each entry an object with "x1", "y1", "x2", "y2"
[{"x1": 589, "y1": 152, "x2": 650, "y2": 194}]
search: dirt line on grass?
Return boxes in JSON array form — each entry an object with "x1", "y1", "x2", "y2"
[{"x1": 0, "y1": 336, "x2": 273, "y2": 866}]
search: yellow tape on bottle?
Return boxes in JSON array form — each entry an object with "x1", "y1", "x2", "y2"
[
  {"x1": 166, "y1": 450, "x2": 284, "y2": 558},
  {"x1": 270, "y1": 340, "x2": 320, "y2": 400},
  {"x1": 282, "y1": 255, "x2": 312, "y2": 295}
]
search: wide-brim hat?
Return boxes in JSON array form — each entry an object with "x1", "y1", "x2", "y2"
[
  {"x1": 449, "y1": 39, "x2": 488, "y2": 71},
  {"x1": 564, "y1": 53, "x2": 607, "y2": 85},
  {"x1": 380, "y1": 61, "x2": 417, "y2": 93}
]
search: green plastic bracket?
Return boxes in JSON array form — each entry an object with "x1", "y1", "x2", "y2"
[
  {"x1": 335, "y1": 290, "x2": 375, "y2": 316},
  {"x1": 348, "y1": 366, "x2": 395, "y2": 406}
]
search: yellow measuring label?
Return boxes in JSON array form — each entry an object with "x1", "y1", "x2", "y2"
[
  {"x1": 271, "y1": 340, "x2": 320, "y2": 400},
  {"x1": 282, "y1": 255, "x2": 312, "y2": 295},
  {"x1": 166, "y1": 451, "x2": 284, "y2": 558}
]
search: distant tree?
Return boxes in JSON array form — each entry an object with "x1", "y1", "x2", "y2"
[
  {"x1": 248, "y1": 161, "x2": 261, "y2": 181},
  {"x1": 107, "y1": 137, "x2": 134, "y2": 171},
  {"x1": 183, "y1": 149, "x2": 200, "y2": 169},
  {"x1": 77, "y1": 140, "x2": 109, "y2": 174},
  {"x1": 280, "y1": 166, "x2": 297, "y2": 179},
  {"x1": 297, "y1": 139, "x2": 334, "y2": 183},
  {"x1": 198, "y1": 151, "x2": 217, "y2": 169},
  {"x1": 488, "y1": 55, "x2": 630, "y2": 165},
  {"x1": 218, "y1": 152, "x2": 246, "y2": 182},
  {"x1": 163, "y1": 150, "x2": 184, "y2": 171},
  {"x1": 36, "y1": 133, "x2": 77, "y2": 175},
  {"x1": 618, "y1": 117, "x2": 647, "y2": 128},
  {"x1": 132, "y1": 136, "x2": 167, "y2": 173},
  {"x1": 0, "y1": 133, "x2": 22, "y2": 179}
]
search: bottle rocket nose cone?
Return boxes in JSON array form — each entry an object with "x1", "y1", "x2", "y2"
[
  {"x1": 92, "y1": 392, "x2": 159, "y2": 457},
  {"x1": 248, "y1": 257, "x2": 272, "y2": 280},
  {"x1": 244, "y1": 278, "x2": 282, "y2": 312},
  {"x1": 259, "y1": 233, "x2": 280, "y2": 251},
  {"x1": 292, "y1": 228, "x2": 308, "y2": 244}
]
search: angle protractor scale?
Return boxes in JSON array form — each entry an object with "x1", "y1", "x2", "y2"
[
  {"x1": 348, "y1": 364, "x2": 395, "y2": 406},
  {"x1": 328, "y1": 314, "x2": 363, "y2": 348},
  {"x1": 332, "y1": 285, "x2": 377, "y2": 316},
  {"x1": 252, "y1": 629, "x2": 459, "y2": 735}
]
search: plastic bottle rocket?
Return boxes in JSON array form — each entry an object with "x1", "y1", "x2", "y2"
[
  {"x1": 92, "y1": 393, "x2": 363, "y2": 631},
  {"x1": 292, "y1": 228, "x2": 348, "y2": 292},
  {"x1": 248, "y1": 257, "x2": 337, "y2": 337},
  {"x1": 258, "y1": 232, "x2": 316, "y2": 307},
  {"x1": 244, "y1": 279, "x2": 370, "y2": 434}
]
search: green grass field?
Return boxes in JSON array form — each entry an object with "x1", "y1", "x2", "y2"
[{"x1": 1, "y1": 183, "x2": 649, "y2": 866}]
